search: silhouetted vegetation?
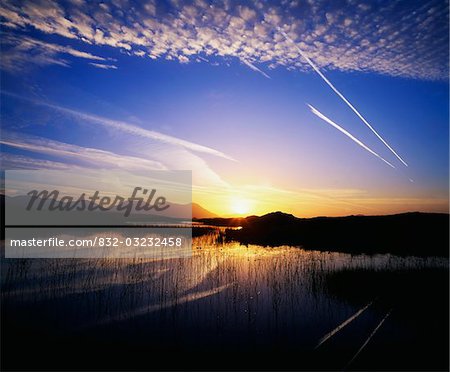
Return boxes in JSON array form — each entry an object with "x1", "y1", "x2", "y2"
[{"x1": 204, "y1": 211, "x2": 449, "y2": 257}]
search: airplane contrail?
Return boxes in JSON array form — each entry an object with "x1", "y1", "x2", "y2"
[
  {"x1": 241, "y1": 59, "x2": 271, "y2": 79},
  {"x1": 278, "y1": 28, "x2": 408, "y2": 167},
  {"x1": 308, "y1": 104, "x2": 396, "y2": 169}
]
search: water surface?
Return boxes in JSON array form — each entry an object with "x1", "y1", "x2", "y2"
[{"x1": 1, "y1": 228, "x2": 448, "y2": 370}]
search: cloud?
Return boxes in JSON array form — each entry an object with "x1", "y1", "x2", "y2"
[
  {"x1": 0, "y1": 153, "x2": 85, "y2": 171},
  {"x1": 51, "y1": 103, "x2": 236, "y2": 161},
  {"x1": 0, "y1": 0, "x2": 447, "y2": 80},
  {"x1": 0, "y1": 132, "x2": 167, "y2": 171},
  {"x1": 1, "y1": 92, "x2": 233, "y2": 189},
  {"x1": 1, "y1": 131, "x2": 230, "y2": 189},
  {"x1": 89, "y1": 63, "x2": 118, "y2": 69},
  {"x1": 2, "y1": 91, "x2": 235, "y2": 161},
  {"x1": 0, "y1": 34, "x2": 111, "y2": 72},
  {"x1": 142, "y1": 146, "x2": 230, "y2": 188}
]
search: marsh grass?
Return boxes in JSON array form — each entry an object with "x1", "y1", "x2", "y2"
[{"x1": 1, "y1": 228, "x2": 448, "y2": 370}]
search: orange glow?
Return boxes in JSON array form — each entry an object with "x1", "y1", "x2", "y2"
[{"x1": 193, "y1": 185, "x2": 449, "y2": 218}]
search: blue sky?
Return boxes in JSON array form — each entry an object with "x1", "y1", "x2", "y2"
[{"x1": 0, "y1": 0, "x2": 448, "y2": 216}]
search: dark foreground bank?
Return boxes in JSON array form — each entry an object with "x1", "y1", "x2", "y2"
[{"x1": 199, "y1": 211, "x2": 449, "y2": 257}]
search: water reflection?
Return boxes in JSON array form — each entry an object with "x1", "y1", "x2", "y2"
[{"x1": 1, "y1": 228, "x2": 448, "y2": 370}]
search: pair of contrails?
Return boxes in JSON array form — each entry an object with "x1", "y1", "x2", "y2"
[{"x1": 278, "y1": 29, "x2": 408, "y2": 172}]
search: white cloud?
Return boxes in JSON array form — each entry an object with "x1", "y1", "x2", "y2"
[
  {"x1": 1, "y1": 92, "x2": 233, "y2": 189},
  {"x1": 1, "y1": 153, "x2": 85, "y2": 171},
  {"x1": 143, "y1": 146, "x2": 230, "y2": 188},
  {"x1": 0, "y1": 0, "x2": 447, "y2": 79},
  {"x1": 3, "y1": 92, "x2": 235, "y2": 161},
  {"x1": 1, "y1": 131, "x2": 230, "y2": 189},
  {"x1": 89, "y1": 63, "x2": 118, "y2": 69},
  {"x1": 0, "y1": 34, "x2": 110, "y2": 72},
  {"x1": 0, "y1": 132, "x2": 167, "y2": 171}
]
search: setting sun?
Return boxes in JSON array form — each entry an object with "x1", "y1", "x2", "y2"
[{"x1": 230, "y1": 196, "x2": 251, "y2": 215}]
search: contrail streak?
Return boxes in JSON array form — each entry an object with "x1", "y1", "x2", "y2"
[
  {"x1": 344, "y1": 309, "x2": 393, "y2": 370},
  {"x1": 241, "y1": 59, "x2": 271, "y2": 79},
  {"x1": 315, "y1": 300, "x2": 374, "y2": 349},
  {"x1": 308, "y1": 104, "x2": 396, "y2": 169},
  {"x1": 278, "y1": 28, "x2": 408, "y2": 167}
]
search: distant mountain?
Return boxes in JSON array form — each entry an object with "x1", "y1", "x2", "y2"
[
  {"x1": 1, "y1": 194, "x2": 216, "y2": 224},
  {"x1": 192, "y1": 203, "x2": 217, "y2": 219}
]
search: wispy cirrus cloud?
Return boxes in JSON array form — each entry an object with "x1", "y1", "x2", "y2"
[
  {"x1": 89, "y1": 63, "x2": 118, "y2": 70},
  {"x1": 0, "y1": 0, "x2": 447, "y2": 80},
  {"x1": 0, "y1": 132, "x2": 167, "y2": 171},
  {"x1": 0, "y1": 132, "x2": 230, "y2": 189},
  {"x1": 0, "y1": 153, "x2": 86, "y2": 171},
  {"x1": 0, "y1": 34, "x2": 112, "y2": 72},
  {"x1": 1, "y1": 91, "x2": 233, "y2": 189},
  {"x1": 2, "y1": 92, "x2": 235, "y2": 161},
  {"x1": 50, "y1": 103, "x2": 236, "y2": 161}
]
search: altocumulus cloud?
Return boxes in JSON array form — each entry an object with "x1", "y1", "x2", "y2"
[{"x1": 0, "y1": 0, "x2": 448, "y2": 80}]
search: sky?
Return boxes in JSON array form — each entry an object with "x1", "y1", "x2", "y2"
[{"x1": 0, "y1": 0, "x2": 449, "y2": 217}]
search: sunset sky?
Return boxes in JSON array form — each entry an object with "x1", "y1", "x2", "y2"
[{"x1": 1, "y1": 0, "x2": 448, "y2": 217}]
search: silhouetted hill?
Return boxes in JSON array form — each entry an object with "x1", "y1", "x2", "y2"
[
  {"x1": 201, "y1": 211, "x2": 449, "y2": 257},
  {"x1": 192, "y1": 203, "x2": 217, "y2": 219},
  {"x1": 197, "y1": 216, "x2": 245, "y2": 227}
]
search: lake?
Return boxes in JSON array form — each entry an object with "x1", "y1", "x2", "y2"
[{"x1": 1, "y1": 227, "x2": 448, "y2": 370}]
